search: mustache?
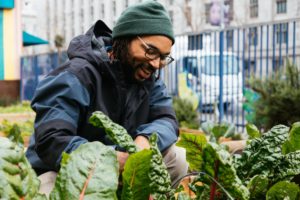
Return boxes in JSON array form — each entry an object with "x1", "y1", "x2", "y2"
[{"x1": 136, "y1": 63, "x2": 156, "y2": 74}]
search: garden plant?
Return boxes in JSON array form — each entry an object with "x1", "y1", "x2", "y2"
[{"x1": 0, "y1": 111, "x2": 300, "y2": 199}]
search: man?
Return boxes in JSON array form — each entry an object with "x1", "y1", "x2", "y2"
[{"x1": 26, "y1": 0, "x2": 188, "y2": 195}]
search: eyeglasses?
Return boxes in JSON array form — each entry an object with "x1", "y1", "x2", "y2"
[{"x1": 137, "y1": 36, "x2": 174, "y2": 66}]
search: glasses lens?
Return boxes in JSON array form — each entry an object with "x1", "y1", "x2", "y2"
[{"x1": 145, "y1": 48, "x2": 160, "y2": 60}]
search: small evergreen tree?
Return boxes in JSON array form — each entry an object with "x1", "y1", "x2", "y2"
[
  {"x1": 249, "y1": 60, "x2": 300, "y2": 130},
  {"x1": 173, "y1": 97, "x2": 200, "y2": 129}
]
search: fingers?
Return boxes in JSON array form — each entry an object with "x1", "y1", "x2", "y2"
[{"x1": 116, "y1": 151, "x2": 129, "y2": 172}]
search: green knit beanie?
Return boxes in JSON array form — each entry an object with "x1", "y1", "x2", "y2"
[{"x1": 112, "y1": 0, "x2": 175, "y2": 44}]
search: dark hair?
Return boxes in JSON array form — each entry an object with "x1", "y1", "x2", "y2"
[{"x1": 111, "y1": 37, "x2": 134, "y2": 61}]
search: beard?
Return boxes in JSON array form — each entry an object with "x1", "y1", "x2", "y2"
[{"x1": 119, "y1": 54, "x2": 156, "y2": 84}]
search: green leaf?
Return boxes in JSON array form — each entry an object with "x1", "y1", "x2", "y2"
[
  {"x1": 50, "y1": 142, "x2": 119, "y2": 200},
  {"x1": 176, "y1": 133, "x2": 207, "y2": 171},
  {"x1": 282, "y1": 122, "x2": 300, "y2": 154},
  {"x1": 235, "y1": 124, "x2": 290, "y2": 182},
  {"x1": 274, "y1": 150, "x2": 300, "y2": 182},
  {"x1": 201, "y1": 121, "x2": 235, "y2": 142},
  {"x1": 89, "y1": 111, "x2": 138, "y2": 154},
  {"x1": 247, "y1": 175, "x2": 269, "y2": 199},
  {"x1": 121, "y1": 149, "x2": 152, "y2": 200},
  {"x1": 177, "y1": 192, "x2": 192, "y2": 200},
  {"x1": 266, "y1": 181, "x2": 300, "y2": 200},
  {"x1": 0, "y1": 137, "x2": 41, "y2": 199},
  {"x1": 245, "y1": 123, "x2": 260, "y2": 139},
  {"x1": 149, "y1": 133, "x2": 174, "y2": 199},
  {"x1": 199, "y1": 143, "x2": 250, "y2": 200}
]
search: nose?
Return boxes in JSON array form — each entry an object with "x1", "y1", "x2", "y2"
[{"x1": 148, "y1": 57, "x2": 161, "y2": 70}]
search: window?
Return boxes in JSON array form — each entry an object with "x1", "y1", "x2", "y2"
[
  {"x1": 205, "y1": 3, "x2": 210, "y2": 24},
  {"x1": 249, "y1": 27, "x2": 257, "y2": 46},
  {"x1": 112, "y1": 0, "x2": 116, "y2": 16},
  {"x1": 276, "y1": 23, "x2": 288, "y2": 44},
  {"x1": 125, "y1": 0, "x2": 129, "y2": 8},
  {"x1": 101, "y1": 3, "x2": 105, "y2": 18},
  {"x1": 80, "y1": 1, "x2": 84, "y2": 33},
  {"x1": 277, "y1": 0, "x2": 287, "y2": 14},
  {"x1": 226, "y1": 30, "x2": 234, "y2": 48},
  {"x1": 169, "y1": 10, "x2": 174, "y2": 23},
  {"x1": 250, "y1": 0, "x2": 258, "y2": 18},
  {"x1": 90, "y1": 1, "x2": 94, "y2": 22},
  {"x1": 169, "y1": 0, "x2": 174, "y2": 5}
]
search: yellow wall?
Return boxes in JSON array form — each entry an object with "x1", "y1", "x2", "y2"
[{"x1": 1, "y1": 0, "x2": 21, "y2": 80}]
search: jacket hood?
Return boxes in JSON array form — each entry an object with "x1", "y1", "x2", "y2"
[{"x1": 67, "y1": 20, "x2": 112, "y2": 66}]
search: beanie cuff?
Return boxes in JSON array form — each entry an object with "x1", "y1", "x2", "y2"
[{"x1": 112, "y1": 19, "x2": 175, "y2": 44}]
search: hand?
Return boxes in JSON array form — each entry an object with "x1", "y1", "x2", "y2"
[
  {"x1": 134, "y1": 135, "x2": 150, "y2": 150},
  {"x1": 116, "y1": 151, "x2": 129, "y2": 172}
]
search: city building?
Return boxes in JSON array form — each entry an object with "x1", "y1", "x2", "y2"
[
  {"x1": 22, "y1": 0, "x2": 300, "y2": 55},
  {"x1": 0, "y1": 0, "x2": 22, "y2": 100}
]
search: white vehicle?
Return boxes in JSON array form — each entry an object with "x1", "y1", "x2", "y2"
[{"x1": 177, "y1": 51, "x2": 243, "y2": 111}]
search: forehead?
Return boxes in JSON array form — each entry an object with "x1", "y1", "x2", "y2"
[{"x1": 132, "y1": 35, "x2": 173, "y2": 53}]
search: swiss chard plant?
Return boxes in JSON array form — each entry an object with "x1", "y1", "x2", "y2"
[
  {"x1": 175, "y1": 122, "x2": 300, "y2": 200},
  {"x1": 0, "y1": 111, "x2": 174, "y2": 200}
]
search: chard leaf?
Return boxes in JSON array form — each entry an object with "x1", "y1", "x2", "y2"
[
  {"x1": 282, "y1": 122, "x2": 300, "y2": 154},
  {"x1": 247, "y1": 175, "x2": 269, "y2": 199},
  {"x1": 50, "y1": 142, "x2": 119, "y2": 200},
  {"x1": 246, "y1": 123, "x2": 260, "y2": 139},
  {"x1": 89, "y1": 111, "x2": 138, "y2": 154},
  {"x1": 149, "y1": 133, "x2": 174, "y2": 199},
  {"x1": 199, "y1": 143, "x2": 250, "y2": 200},
  {"x1": 176, "y1": 192, "x2": 192, "y2": 200},
  {"x1": 0, "y1": 137, "x2": 43, "y2": 199},
  {"x1": 235, "y1": 124, "x2": 290, "y2": 181},
  {"x1": 176, "y1": 133, "x2": 207, "y2": 171},
  {"x1": 121, "y1": 149, "x2": 152, "y2": 200},
  {"x1": 266, "y1": 181, "x2": 300, "y2": 200},
  {"x1": 274, "y1": 150, "x2": 300, "y2": 182}
]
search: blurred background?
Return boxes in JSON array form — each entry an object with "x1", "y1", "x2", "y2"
[{"x1": 1, "y1": 0, "x2": 300, "y2": 132}]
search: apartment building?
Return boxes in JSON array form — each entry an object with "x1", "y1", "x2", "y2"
[{"x1": 22, "y1": 0, "x2": 299, "y2": 54}]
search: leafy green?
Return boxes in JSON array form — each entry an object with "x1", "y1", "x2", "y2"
[
  {"x1": 50, "y1": 142, "x2": 119, "y2": 200},
  {"x1": 234, "y1": 124, "x2": 290, "y2": 182},
  {"x1": 199, "y1": 143, "x2": 249, "y2": 200},
  {"x1": 176, "y1": 192, "x2": 192, "y2": 200},
  {"x1": 247, "y1": 175, "x2": 269, "y2": 200},
  {"x1": 149, "y1": 133, "x2": 174, "y2": 199},
  {"x1": 273, "y1": 150, "x2": 300, "y2": 182},
  {"x1": 89, "y1": 111, "x2": 138, "y2": 153},
  {"x1": 282, "y1": 122, "x2": 300, "y2": 154},
  {"x1": 176, "y1": 133, "x2": 207, "y2": 171},
  {"x1": 121, "y1": 149, "x2": 152, "y2": 200},
  {"x1": 245, "y1": 123, "x2": 260, "y2": 139},
  {"x1": 266, "y1": 181, "x2": 300, "y2": 200},
  {"x1": 0, "y1": 137, "x2": 44, "y2": 199},
  {"x1": 201, "y1": 121, "x2": 236, "y2": 142}
]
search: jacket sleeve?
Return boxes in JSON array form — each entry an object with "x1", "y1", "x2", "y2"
[
  {"x1": 31, "y1": 71, "x2": 90, "y2": 170},
  {"x1": 135, "y1": 78, "x2": 179, "y2": 151}
]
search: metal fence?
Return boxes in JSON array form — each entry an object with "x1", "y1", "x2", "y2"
[
  {"x1": 20, "y1": 19, "x2": 300, "y2": 132},
  {"x1": 162, "y1": 18, "x2": 300, "y2": 132},
  {"x1": 21, "y1": 52, "x2": 68, "y2": 101}
]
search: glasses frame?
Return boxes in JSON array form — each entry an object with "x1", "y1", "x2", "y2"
[{"x1": 137, "y1": 36, "x2": 174, "y2": 66}]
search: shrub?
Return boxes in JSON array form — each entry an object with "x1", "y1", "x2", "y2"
[
  {"x1": 249, "y1": 60, "x2": 300, "y2": 130},
  {"x1": 173, "y1": 97, "x2": 200, "y2": 129}
]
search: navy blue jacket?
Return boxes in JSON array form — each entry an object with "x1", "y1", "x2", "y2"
[{"x1": 26, "y1": 20, "x2": 178, "y2": 175}]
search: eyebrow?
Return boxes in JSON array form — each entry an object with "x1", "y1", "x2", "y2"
[{"x1": 138, "y1": 36, "x2": 171, "y2": 55}]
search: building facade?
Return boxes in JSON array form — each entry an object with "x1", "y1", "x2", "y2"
[
  {"x1": 22, "y1": 0, "x2": 300, "y2": 55},
  {"x1": 0, "y1": 0, "x2": 22, "y2": 100}
]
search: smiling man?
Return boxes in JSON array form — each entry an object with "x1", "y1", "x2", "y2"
[{"x1": 26, "y1": 0, "x2": 188, "y2": 195}]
